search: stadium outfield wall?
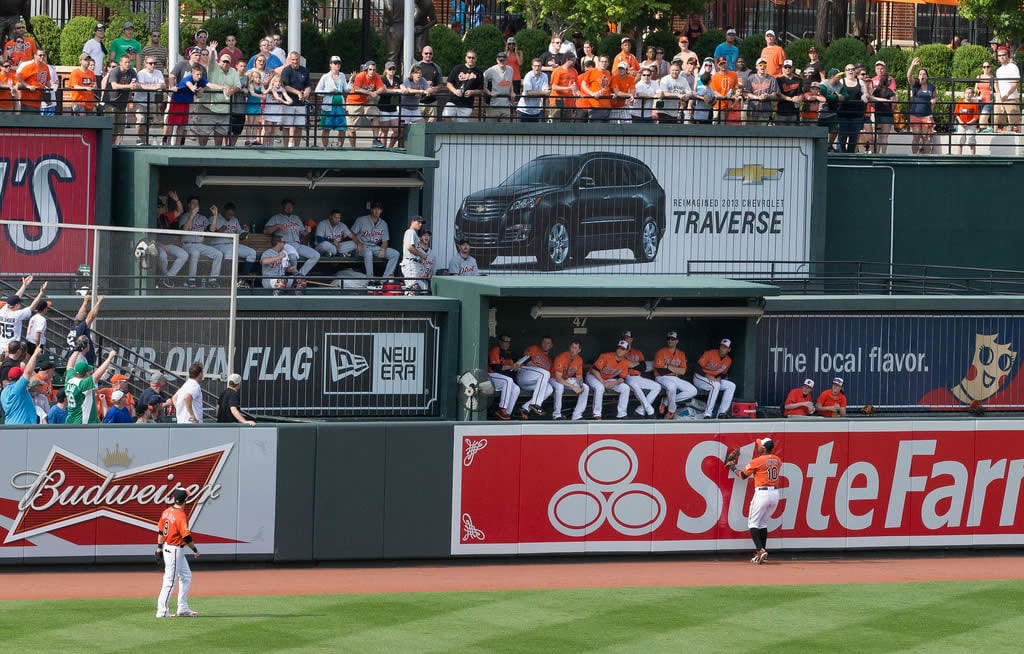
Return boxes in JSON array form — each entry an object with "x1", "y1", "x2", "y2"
[{"x1": 2, "y1": 420, "x2": 1022, "y2": 565}]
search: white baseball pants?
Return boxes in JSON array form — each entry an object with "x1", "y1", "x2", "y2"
[
  {"x1": 625, "y1": 375, "x2": 661, "y2": 415},
  {"x1": 657, "y1": 376, "x2": 698, "y2": 413},
  {"x1": 694, "y1": 374, "x2": 736, "y2": 417},
  {"x1": 488, "y1": 372, "x2": 519, "y2": 412},
  {"x1": 748, "y1": 486, "x2": 780, "y2": 529},
  {"x1": 586, "y1": 373, "x2": 630, "y2": 418},
  {"x1": 517, "y1": 366, "x2": 552, "y2": 411},
  {"x1": 549, "y1": 379, "x2": 589, "y2": 420},
  {"x1": 156, "y1": 544, "x2": 194, "y2": 617}
]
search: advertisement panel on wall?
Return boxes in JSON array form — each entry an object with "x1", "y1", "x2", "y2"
[
  {"x1": 0, "y1": 127, "x2": 98, "y2": 274},
  {"x1": 757, "y1": 314, "x2": 1024, "y2": 411},
  {"x1": 451, "y1": 421, "x2": 1024, "y2": 555},
  {"x1": 428, "y1": 133, "x2": 816, "y2": 274},
  {"x1": 100, "y1": 312, "x2": 443, "y2": 417},
  {"x1": 0, "y1": 427, "x2": 277, "y2": 558}
]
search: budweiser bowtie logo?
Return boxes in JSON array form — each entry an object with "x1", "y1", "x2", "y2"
[{"x1": 5, "y1": 444, "x2": 233, "y2": 544}]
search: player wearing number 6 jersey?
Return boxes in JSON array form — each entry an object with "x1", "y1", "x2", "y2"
[{"x1": 726, "y1": 437, "x2": 781, "y2": 564}]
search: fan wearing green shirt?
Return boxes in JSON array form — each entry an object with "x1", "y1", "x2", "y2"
[
  {"x1": 64, "y1": 345, "x2": 118, "y2": 424},
  {"x1": 110, "y1": 22, "x2": 142, "y2": 68}
]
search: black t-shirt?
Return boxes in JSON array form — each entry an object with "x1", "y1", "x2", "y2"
[
  {"x1": 0, "y1": 356, "x2": 19, "y2": 385},
  {"x1": 776, "y1": 75, "x2": 803, "y2": 116},
  {"x1": 280, "y1": 65, "x2": 311, "y2": 103},
  {"x1": 447, "y1": 64, "x2": 483, "y2": 108},
  {"x1": 379, "y1": 74, "x2": 401, "y2": 112},
  {"x1": 804, "y1": 61, "x2": 824, "y2": 83},
  {"x1": 216, "y1": 387, "x2": 241, "y2": 423},
  {"x1": 417, "y1": 61, "x2": 444, "y2": 103},
  {"x1": 108, "y1": 67, "x2": 139, "y2": 105}
]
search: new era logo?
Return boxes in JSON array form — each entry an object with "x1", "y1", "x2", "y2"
[{"x1": 328, "y1": 345, "x2": 368, "y2": 382}]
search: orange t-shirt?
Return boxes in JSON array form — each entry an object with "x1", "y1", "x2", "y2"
[
  {"x1": 348, "y1": 71, "x2": 384, "y2": 105},
  {"x1": 488, "y1": 345, "x2": 514, "y2": 373},
  {"x1": 0, "y1": 68, "x2": 17, "y2": 110},
  {"x1": 578, "y1": 68, "x2": 611, "y2": 109},
  {"x1": 609, "y1": 72, "x2": 635, "y2": 109},
  {"x1": 743, "y1": 453, "x2": 782, "y2": 487},
  {"x1": 157, "y1": 505, "x2": 192, "y2": 546},
  {"x1": 954, "y1": 101, "x2": 979, "y2": 125},
  {"x1": 4, "y1": 36, "x2": 38, "y2": 67},
  {"x1": 67, "y1": 67, "x2": 97, "y2": 109},
  {"x1": 974, "y1": 78, "x2": 993, "y2": 104},
  {"x1": 698, "y1": 349, "x2": 732, "y2": 378},
  {"x1": 761, "y1": 45, "x2": 786, "y2": 76},
  {"x1": 552, "y1": 351, "x2": 585, "y2": 381},
  {"x1": 17, "y1": 60, "x2": 50, "y2": 108},
  {"x1": 653, "y1": 347, "x2": 686, "y2": 378},
  {"x1": 783, "y1": 387, "x2": 813, "y2": 416},
  {"x1": 550, "y1": 65, "x2": 578, "y2": 108},
  {"x1": 612, "y1": 52, "x2": 640, "y2": 75},
  {"x1": 522, "y1": 344, "x2": 552, "y2": 370},
  {"x1": 816, "y1": 390, "x2": 847, "y2": 417},
  {"x1": 592, "y1": 352, "x2": 629, "y2": 381}
]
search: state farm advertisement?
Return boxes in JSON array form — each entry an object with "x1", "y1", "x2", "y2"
[
  {"x1": 429, "y1": 131, "x2": 815, "y2": 275},
  {"x1": 0, "y1": 128, "x2": 98, "y2": 274},
  {"x1": 0, "y1": 427, "x2": 277, "y2": 558},
  {"x1": 451, "y1": 421, "x2": 1024, "y2": 555}
]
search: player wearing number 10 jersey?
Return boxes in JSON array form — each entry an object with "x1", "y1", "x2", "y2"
[{"x1": 726, "y1": 437, "x2": 781, "y2": 564}]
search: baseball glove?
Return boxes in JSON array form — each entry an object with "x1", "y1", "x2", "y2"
[
  {"x1": 859, "y1": 404, "x2": 876, "y2": 415},
  {"x1": 968, "y1": 400, "x2": 985, "y2": 417},
  {"x1": 723, "y1": 448, "x2": 740, "y2": 468},
  {"x1": 155, "y1": 547, "x2": 163, "y2": 565}
]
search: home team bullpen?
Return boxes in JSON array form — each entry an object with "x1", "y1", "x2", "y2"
[{"x1": 1, "y1": 582, "x2": 1021, "y2": 653}]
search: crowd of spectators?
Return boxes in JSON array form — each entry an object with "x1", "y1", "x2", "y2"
[
  {"x1": 0, "y1": 276, "x2": 257, "y2": 426},
  {"x1": 1, "y1": 16, "x2": 1019, "y2": 151}
]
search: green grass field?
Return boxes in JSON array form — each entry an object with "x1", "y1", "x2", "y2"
[{"x1": 1, "y1": 581, "x2": 1022, "y2": 653}]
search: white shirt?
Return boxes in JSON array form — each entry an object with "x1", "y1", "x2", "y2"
[
  {"x1": 174, "y1": 378, "x2": 203, "y2": 423},
  {"x1": 996, "y1": 61, "x2": 1020, "y2": 100},
  {"x1": 26, "y1": 313, "x2": 46, "y2": 346},
  {"x1": 134, "y1": 66, "x2": 165, "y2": 104},
  {"x1": 82, "y1": 38, "x2": 106, "y2": 69},
  {"x1": 517, "y1": 71, "x2": 549, "y2": 114},
  {"x1": 0, "y1": 305, "x2": 32, "y2": 351}
]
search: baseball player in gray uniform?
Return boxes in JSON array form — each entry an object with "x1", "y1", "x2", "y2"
[
  {"x1": 314, "y1": 209, "x2": 358, "y2": 257},
  {"x1": 209, "y1": 203, "x2": 258, "y2": 284},
  {"x1": 263, "y1": 198, "x2": 320, "y2": 277},
  {"x1": 179, "y1": 196, "x2": 224, "y2": 287},
  {"x1": 400, "y1": 215, "x2": 428, "y2": 292},
  {"x1": 350, "y1": 200, "x2": 400, "y2": 277}
]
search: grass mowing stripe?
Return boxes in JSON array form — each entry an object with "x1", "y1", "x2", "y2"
[{"x1": 1, "y1": 581, "x2": 1021, "y2": 653}]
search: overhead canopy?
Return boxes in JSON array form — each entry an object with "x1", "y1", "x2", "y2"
[{"x1": 869, "y1": 0, "x2": 959, "y2": 5}]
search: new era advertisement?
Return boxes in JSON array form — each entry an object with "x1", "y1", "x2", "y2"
[
  {"x1": 428, "y1": 133, "x2": 817, "y2": 274},
  {"x1": 757, "y1": 314, "x2": 1024, "y2": 411},
  {"x1": 0, "y1": 427, "x2": 277, "y2": 558},
  {"x1": 0, "y1": 128, "x2": 99, "y2": 274},
  {"x1": 451, "y1": 421, "x2": 1024, "y2": 555}
]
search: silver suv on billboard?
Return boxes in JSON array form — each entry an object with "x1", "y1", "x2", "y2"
[{"x1": 453, "y1": 152, "x2": 667, "y2": 270}]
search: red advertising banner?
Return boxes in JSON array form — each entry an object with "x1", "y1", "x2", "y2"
[
  {"x1": 451, "y1": 421, "x2": 1024, "y2": 555},
  {"x1": 0, "y1": 128, "x2": 98, "y2": 275}
]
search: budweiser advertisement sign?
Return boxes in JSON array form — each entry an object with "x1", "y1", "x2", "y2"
[
  {"x1": 0, "y1": 428, "x2": 277, "y2": 557},
  {"x1": 0, "y1": 127, "x2": 99, "y2": 275},
  {"x1": 451, "y1": 421, "x2": 1024, "y2": 555}
]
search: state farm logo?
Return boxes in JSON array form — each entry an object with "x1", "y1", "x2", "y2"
[
  {"x1": 328, "y1": 345, "x2": 369, "y2": 382},
  {"x1": 548, "y1": 440, "x2": 667, "y2": 537},
  {"x1": 5, "y1": 444, "x2": 232, "y2": 544}
]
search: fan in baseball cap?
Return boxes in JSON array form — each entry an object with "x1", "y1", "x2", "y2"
[
  {"x1": 5, "y1": 294, "x2": 21, "y2": 307},
  {"x1": 173, "y1": 488, "x2": 189, "y2": 504},
  {"x1": 832, "y1": 377, "x2": 844, "y2": 387},
  {"x1": 802, "y1": 378, "x2": 815, "y2": 388},
  {"x1": 617, "y1": 340, "x2": 630, "y2": 350},
  {"x1": 7, "y1": 366, "x2": 24, "y2": 381}
]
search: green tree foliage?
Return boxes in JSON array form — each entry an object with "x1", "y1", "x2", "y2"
[
  {"x1": 504, "y1": 0, "x2": 707, "y2": 42},
  {"x1": 738, "y1": 34, "x2": 764, "y2": 67},
  {"x1": 823, "y1": 37, "x2": 867, "y2": 72},
  {"x1": 59, "y1": 16, "x2": 97, "y2": 67},
  {"x1": 427, "y1": 24, "x2": 465, "y2": 74},
  {"x1": 911, "y1": 43, "x2": 953, "y2": 92},
  {"x1": 784, "y1": 38, "x2": 823, "y2": 71},
  {"x1": 463, "y1": 24, "x2": 505, "y2": 66},
  {"x1": 952, "y1": 44, "x2": 993, "y2": 84},
  {"x1": 325, "y1": 20, "x2": 385, "y2": 74},
  {"x1": 283, "y1": 22, "x2": 327, "y2": 71},
  {"x1": 642, "y1": 30, "x2": 677, "y2": 61},
  {"x1": 197, "y1": 16, "x2": 262, "y2": 57},
  {"x1": 596, "y1": 32, "x2": 623, "y2": 58},
  {"x1": 692, "y1": 29, "x2": 723, "y2": 62},
  {"x1": 870, "y1": 46, "x2": 909, "y2": 85},
  {"x1": 29, "y1": 16, "x2": 61, "y2": 63},
  {"x1": 959, "y1": 0, "x2": 1024, "y2": 45}
]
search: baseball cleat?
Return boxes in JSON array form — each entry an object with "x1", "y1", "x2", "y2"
[
  {"x1": 494, "y1": 409, "x2": 511, "y2": 421},
  {"x1": 517, "y1": 409, "x2": 531, "y2": 420},
  {"x1": 176, "y1": 610, "x2": 199, "y2": 617},
  {"x1": 757, "y1": 549, "x2": 768, "y2": 564},
  {"x1": 751, "y1": 551, "x2": 761, "y2": 564},
  {"x1": 665, "y1": 412, "x2": 676, "y2": 420},
  {"x1": 155, "y1": 613, "x2": 171, "y2": 618},
  {"x1": 529, "y1": 406, "x2": 546, "y2": 418},
  {"x1": 658, "y1": 401, "x2": 667, "y2": 416}
]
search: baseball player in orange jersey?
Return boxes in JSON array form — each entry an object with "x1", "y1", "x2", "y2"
[
  {"x1": 155, "y1": 488, "x2": 200, "y2": 617},
  {"x1": 694, "y1": 337, "x2": 736, "y2": 419},
  {"x1": 816, "y1": 376, "x2": 848, "y2": 417},
  {"x1": 653, "y1": 330, "x2": 697, "y2": 419},
  {"x1": 487, "y1": 334, "x2": 521, "y2": 420},
  {"x1": 620, "y1": 330, "x2": 660, "y2": 417},
  {"x1": 549, "y1": 339, "x2": 589, "y2": 420},
  {"x1": 783, "y1": 378, "x2": 816, "y2": 416},
  {"x1": 586, "y1": 340, "x2": 632, "y2": 419},
  {"x1": 516, "y1": 336, "x2": 554, "y2": 418},
  {"x1": 726, "y1": 437, "x2": 781, "y2": 564}
]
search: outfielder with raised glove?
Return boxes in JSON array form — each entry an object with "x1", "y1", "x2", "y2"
[{"x1": 724, "y1": 438, "x2": 782, "y2": 564}]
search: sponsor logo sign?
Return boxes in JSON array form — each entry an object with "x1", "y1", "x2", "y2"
[
  {"x1": 0, "y1": 428, "x2": 277, "y2": 557},
  {"x1": 758, "y1": 315, "x2": 1024, "y2": 410},
  {"x1": 0, "y1": 128, "x2": 98, "y2": 274},
  {"x1": 451, "y1": 421, "x2": 1024, "y2": 555},
  {"x1": 323, "y1": 332, "x2": 426, "y2": 396}
]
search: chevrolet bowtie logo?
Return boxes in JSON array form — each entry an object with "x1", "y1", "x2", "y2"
[{"x1": 723, "y1": 164, "x2": 784, "y2": 185}]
